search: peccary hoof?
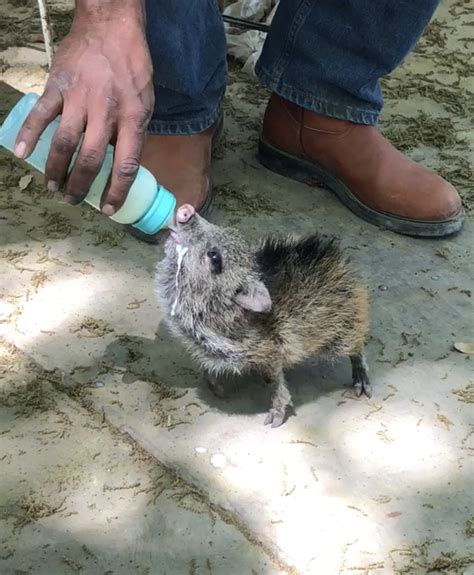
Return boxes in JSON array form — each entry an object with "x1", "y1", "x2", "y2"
[
  {"x1": 264, "y1": 406, "x2": 288, "y2": 428},
  {"x1": 353, "y1": 379, "x2": 372, "y2": 398}
]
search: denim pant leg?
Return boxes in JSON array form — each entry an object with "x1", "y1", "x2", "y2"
[
  {"x1": 255, "y1": 0, "x2": 440, "y2": 125},
  {"x1": 145, "y1": 0, "x2": 227, "y2": 135}
]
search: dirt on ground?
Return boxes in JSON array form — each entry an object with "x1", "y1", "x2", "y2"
[{"x1": 0, "y1": 1, "x2": 473, "y2": 574}]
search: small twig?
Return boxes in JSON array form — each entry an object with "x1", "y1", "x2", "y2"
[{"x1": 37, "y1": 0, "x2": 54, "y2": 67}]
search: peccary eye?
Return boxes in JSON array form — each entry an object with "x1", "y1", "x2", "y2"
[{"x1": 207, "y1": 250, "x2": 222, "y2": 274}]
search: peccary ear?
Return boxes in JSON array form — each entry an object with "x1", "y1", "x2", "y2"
[{"x1": 235, "y1": 280, "x2": 272, "y2": 313}]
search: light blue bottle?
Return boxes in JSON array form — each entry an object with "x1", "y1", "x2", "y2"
[{"x1": 0, "y1": 93, "x2": 176, "y2": 234}]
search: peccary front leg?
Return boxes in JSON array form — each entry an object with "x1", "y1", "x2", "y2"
[
  {"x1": 206, "y1": 373, "x2": 226, "y2": 399},
  {"x1": 350, "y1": 353, "x2": 372, "y2": 398},
  {"x1": 262, "y1": 366, "x2": 293, "y2": 428}
]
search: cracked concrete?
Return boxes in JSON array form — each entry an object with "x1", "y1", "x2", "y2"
[{"x1": 1, "y1": 0, "x2": 473, "y2": 574}]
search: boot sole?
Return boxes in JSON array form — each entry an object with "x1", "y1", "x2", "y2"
[{"x1": 258, "y1": 138, "x2": 465, "y2": 238}]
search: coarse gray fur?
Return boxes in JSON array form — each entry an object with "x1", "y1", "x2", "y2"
[{"x1": 155, "y1": 213, "x2": 371, "y2": 427}]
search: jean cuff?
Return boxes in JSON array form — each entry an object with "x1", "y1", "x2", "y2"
[
  {"x1": 147, "y1": 97, "x2": 223, "y2": 136},
  {"x1": 255, "y1": 64, "x2": 380, "y2": 126}
]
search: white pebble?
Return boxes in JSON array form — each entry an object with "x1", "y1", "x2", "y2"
[
  {"x1": 210, "y1": 454, "x2": 227, "y2": 468},
  {"x1": 411, "y1": 150, "x2": 425, "y2": 162},
  {"x1": 195, "y1": 447, "x2": 207, "y2": 454}
]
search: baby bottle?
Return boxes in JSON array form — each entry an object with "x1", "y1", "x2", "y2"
[{"x1": 0, "y1": 93, "x2": 176, "y2": 234}]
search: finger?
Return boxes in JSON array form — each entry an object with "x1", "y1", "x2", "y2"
[
  {"x1": 44, "y1": 102, "x2": 86, "y2": 195},
  {"x1": 101, "y1": 113, "x2": 147, "y2": 215},
  {"x1": 14, "y1": 85, "x2": 62, "y2": 160},
  {"x1": 62, "y1": 108, "x2": 113, "y2": 205}
]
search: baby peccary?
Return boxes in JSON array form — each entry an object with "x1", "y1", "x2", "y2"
[{"x1": 155, "y1": 204, "x2": 371, "y2": 428}]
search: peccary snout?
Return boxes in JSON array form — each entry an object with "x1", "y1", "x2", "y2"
[{"x1": 176, "y1": 204, "x2": 195, "y2": 224}]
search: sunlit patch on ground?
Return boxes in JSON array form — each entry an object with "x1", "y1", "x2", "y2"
[{"x1": 0, "y1": 0, "x2": 473, "y2": 573}]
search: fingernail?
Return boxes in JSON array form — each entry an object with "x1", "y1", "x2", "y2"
[
  {"x1": 102, "y1": 204, "x2": 116, "y2": 216},
  {"x1": 63, "y1": 194, "x2": 84, "y2": 206},
  {"x1": 14, "y1": 142, "x2": 27, "y2": 159},
  {"x1": 47, "y1": 180, "x2": 59, "y2": 192}
]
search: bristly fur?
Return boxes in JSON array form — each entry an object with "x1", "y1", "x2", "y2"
[
  {"x1": 155, "y1": 214, "x2": 371, "y2": 427},
  {"x1": 256, "y1": 234, "x2": 340, "y2": 277},
  {"x1": 254, "y1": 234, "x2": 368, "y2": 364}
]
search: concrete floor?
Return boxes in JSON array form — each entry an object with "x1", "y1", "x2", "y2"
[{"x1": 1, "y1": 1, "x2": 473, "y2": 574}]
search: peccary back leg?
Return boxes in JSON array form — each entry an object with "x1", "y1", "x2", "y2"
[
  {"x1": 350, "y1": 353, "x2": 372, "y2": 398},
  {"x1": 262, "y1": 366, "x2": 293, "y2": 428}
]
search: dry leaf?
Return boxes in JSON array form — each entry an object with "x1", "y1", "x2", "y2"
[
  {"x1": 19, "y1": 175, "x2": 33, "y2": 190},
  {"x1": 454, "y1": 342, "x2": 474, "y2": 354},
  {"x1": 374, "y1": 495, "x2": 392, "y2": 505},
  {"x1": 453, "y1": 384, "x2": 474, "y2": 404},
  {"x1": 437, "y1": 413, "x2": 454, "y2": 430}
]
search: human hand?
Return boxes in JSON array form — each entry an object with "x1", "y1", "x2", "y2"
[{"x1": 15, "y1": 0, "x2": 154, "y2": 215}]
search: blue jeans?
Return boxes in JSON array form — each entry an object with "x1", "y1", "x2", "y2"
[{"x1": 145, "y1": 0, "x2": 439, "y2": 134}]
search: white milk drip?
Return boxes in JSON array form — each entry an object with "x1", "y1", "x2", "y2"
[{"x1": 170, "y1": 245, "x2": 189, "y2": 316}]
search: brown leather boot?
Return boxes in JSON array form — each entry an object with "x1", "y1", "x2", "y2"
[
  {"x1": 128, "y1": 116, "x2": 222, "y2": 244},
  {"x1": 259, "y1": 94, "x2": 464, "y2": 237}
]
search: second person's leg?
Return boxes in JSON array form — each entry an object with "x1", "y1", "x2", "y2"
[{"x1": 255, "y1": 0, "x2": 463, "y2": 237}]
